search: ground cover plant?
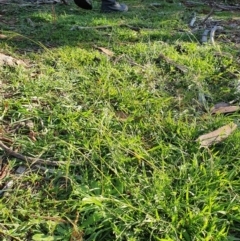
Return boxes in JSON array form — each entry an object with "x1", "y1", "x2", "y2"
[{"x1": 0, "y1": 0, "x2": 240, "y2": 240}]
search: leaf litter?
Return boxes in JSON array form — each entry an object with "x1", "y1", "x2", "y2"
[
  {"x1": 183, "y1": 1, "x2": 240, "y2": 46},
  {"x1": 94, "y1": 46, "x2": 114, "y2": 57},
  {"x1": 210, "y1": 105, "x2": 240, "y2": 115},
  {"x1": 197, "y1": 122, "x2": 238, "y2": 148},
  {"x1": 0, "y1": 53, "x2": 27, "y2": 67},
  {"x1": 0, "y1": 1, "x2": 239, "y2": 239}
]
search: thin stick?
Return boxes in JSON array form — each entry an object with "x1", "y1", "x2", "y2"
[
  {"x1": 156, "y1": 54, "x2": 189, "y2": 73},
  {"x1": 0, "y1": 140, "x2": 64, "y2": 166},
  {"x1": 71, "y1": 25, "x2": 113, "y2": 31},
  {"x1": 71, "y1": 24, "x2": 142, "y2": 32},
  {"x1": 215, "y1": 3, "x2": 240, "y2": 11},
  {"x1": 200, "y1": 6, "x2": 215, "y2": 25}
]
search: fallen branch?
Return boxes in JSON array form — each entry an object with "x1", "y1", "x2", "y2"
[
  {"x1": 181, "y1": 0, "x2": 204, "y2": 8},
  {"x1": 0, "y1": 140, "x2": 64, "y2": 166},
  {"x1": 215, "y1": 3, "x2": 240, "y2": 11},
  {"x1": 16, "y1": 0, "x2": 67, "y2": 7},
  {"x1": 182, "y1": 1, "x2": 240, "y2": 11}
]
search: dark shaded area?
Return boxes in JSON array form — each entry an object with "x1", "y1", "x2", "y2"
[{"x1": 0, "y1": 0, "x2": 192, "y2": 53}]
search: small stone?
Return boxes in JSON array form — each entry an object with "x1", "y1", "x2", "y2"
[{"x1": 16, "y1": 166, "x2": 26, "y2": 174}]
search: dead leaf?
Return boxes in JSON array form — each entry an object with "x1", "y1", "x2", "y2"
[
  {"x1": 70, "y1": 228, "x2": 83, "y2": 241},
  {"x1": 0, "y1": 164, "x2": 9, "y2": 180},
  {"x1": 211, "y1": 105, "x2": 240, "y2": 114},
  {"x1": 95, "y1": 46, "x2": 114, "y2": 57},
  {"x1": 115, "y1": 110, "x2": 129, "y2": 121},
  {"x1": 70, "y1": 212, "x2": 83, "y2": 241},
  {"x1": 0, "y1": 53, "x2": 26, "y2": 67},
  {"x1": 0, "y1": 34, "x2": 7, "y2": 39},
  {"x1": 197, "y1": 122, "x2": 237, "y2": 147},
  {"x1": 29, "y1": 131, "x2": 37, "y2": 142},
  {"x1": 25, "y1": 120, "x2": 34, "y2": 130},
  {"x1": 0, "y1": 136, "x2": 13, "y2": 144}
]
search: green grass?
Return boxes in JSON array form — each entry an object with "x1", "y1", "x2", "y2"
[{"x1": 0, "y1": 0, "x2": 240, "y2": 240}]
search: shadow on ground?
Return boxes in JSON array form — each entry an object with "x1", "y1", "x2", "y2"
[{"x1": 0, "y1": 0, "x2": 191, "y2": 53}]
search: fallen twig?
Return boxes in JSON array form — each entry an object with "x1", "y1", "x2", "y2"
[
  {"x1": 200, "y1": 6, "x2": 215, "y2": 25},
  {"x1": 0, "y1": 140, "x2": 64, "y2": 166},
  {"x1": 181, "y1": 0, "x2": 204, "y2": 7},
  {"x1": 155, "y1": 54, "x2": 189, "y2": 73},
  {"x1": 71, "y1": 24, "x2": 142, "y2": 32},
  {"x1": 215, "y1": 3, "x2": 240, "y2": 11},
  {"x1": 120, "y1": 24, "x2": 141, "y2": 32},
  {"x1": 182, "y1": 1, "x2": 240, "y2": 11},
  {"x1": 71, "y1": 25, "x2": 113, "y2": 31}
]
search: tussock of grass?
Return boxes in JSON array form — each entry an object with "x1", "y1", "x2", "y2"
[{"x1": 0, "y1": 0, "x2": 240, "y2": 240}]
